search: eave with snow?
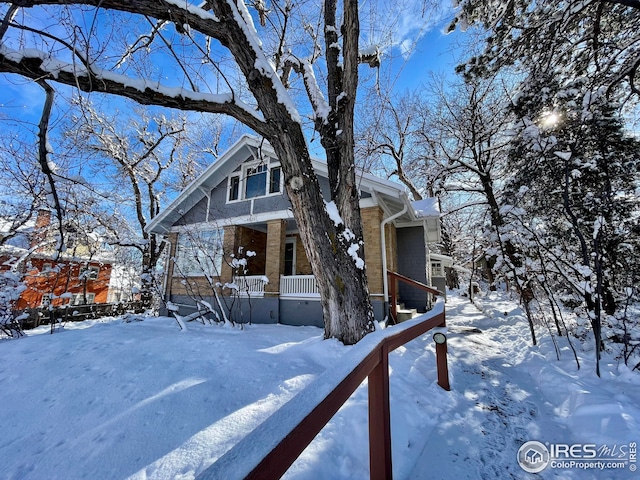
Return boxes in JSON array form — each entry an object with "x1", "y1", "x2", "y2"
[{"x1": 148, "y1": 135, "x2": 449, "y2": 326}]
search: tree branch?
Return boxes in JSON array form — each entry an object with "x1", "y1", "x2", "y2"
[
  {"x1": 603, "y1": 0, "x2": 640, "y2": 9},
  {"x1": 36, "y1": 80, "x2": 65, "y2": 258},
  {"x1": 0, "y1": 48, "x2": 269, "y2": 135}
]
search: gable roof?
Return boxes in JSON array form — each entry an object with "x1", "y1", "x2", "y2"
[{"x1": 147, "y1": 135, "x2": 438, "y2": 234}]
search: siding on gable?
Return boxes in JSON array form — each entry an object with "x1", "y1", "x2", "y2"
[
  {"x1": 208, "y1": 184, "x2": 251, "y2": 220},
  {"x1": 249, "y1": 193, "x2": 290, "y2": 215},
  {"x1": 170, "y1": 163, "x2": 376, "y2": 230},
  {"x1": 174, "y1": 196, "x2": 208, "y2": 226}
]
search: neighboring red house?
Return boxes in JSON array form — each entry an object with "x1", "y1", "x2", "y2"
[
  {"x1": 11, "y1": 255, "x2": 112, "y2": 309},
  {"x1": 0, "y1": 210, "x2": 113, "y2": 310}
]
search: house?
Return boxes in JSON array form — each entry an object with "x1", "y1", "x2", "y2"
[
  {"x1": 0, "y1": 209, "x2": 113, "y2": 310},
  {"x1": 147, "y1": 135, "x2": 448, "y2": 327}
]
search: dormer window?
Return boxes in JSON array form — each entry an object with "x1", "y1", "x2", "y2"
[
  {"x1": 229, "y1": 176, "x2": 240, "y2": 201},
  {"x1": 246, "y1": 164, "x2": 268, "y2": 198},
  {"x1": 269, "y1": 167, "x2": 281, "y2": 194},
  {"x1": 227, "y1": 161, "x2": 282, "y2": 202}
]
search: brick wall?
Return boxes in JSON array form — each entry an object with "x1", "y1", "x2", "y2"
[
  {"x1": 385, "y1": 222, "x2": 397, "y2": 274},
  {"x1": 290, "y1": 234, "x2": 313, "y2": 275},
  {"x1": 237, "y1": 226, "x2": 267, "y2": 275},
  {"x1": 361, "y1": 206, "x2": 384, "y2": 296},
  {"x1": 2, "y1": 256, "x2": 113, "y2": 309},
  {"x1": 265, "y1": 219, "x2": 286, "y2": 294}
]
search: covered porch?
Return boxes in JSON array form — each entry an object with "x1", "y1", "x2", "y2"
[
  {"x1": 220, "y1": 218, "x2": 319, "y2": 298},
  {"x1": 220, "y1": 219, "x2": 326, "y2": 327}
]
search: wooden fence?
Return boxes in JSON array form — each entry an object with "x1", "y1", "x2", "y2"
[
  {"x1": 197, "y1": 300, "x2": 449, "y2": 480},
  {"x1": 16, "y1": 301, "x2": 146, "y2": 330}
]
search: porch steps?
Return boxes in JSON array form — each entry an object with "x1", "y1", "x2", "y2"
[{"x1": 395, "y1": 303, "x2": 418, "y2": 323}]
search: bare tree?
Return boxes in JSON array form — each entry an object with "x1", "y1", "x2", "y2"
[
  {"x1": 63, "y1": 99, "x2": 215, "y2": 308},
  {"x1": 0, "y1": 134, "x2": 45, "y2": 246},
  {"x1": 0, "y1": 0, "x2": 404, "y2": 343}
]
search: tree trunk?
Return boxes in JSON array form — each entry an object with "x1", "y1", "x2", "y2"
[
  {"x1": 267, "y1": 130, "x2": 376, "y2": 345},
  {"x1": 0, "y1": 0, "x2": 378, "y2": 345}
]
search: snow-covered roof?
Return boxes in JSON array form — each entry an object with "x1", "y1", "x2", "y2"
[
  {"x1": 412, "y1": 198, "x2": 440, "y2": 218},
  {"x1": 0, "y1": 218, "x2": 35, "y2": 234},
  {"x1": 430, "y1": 253, "x2": 454, "y2": 267},
  {"x1": 430, "y1": 253, "x2": 471, "y2": 274}
]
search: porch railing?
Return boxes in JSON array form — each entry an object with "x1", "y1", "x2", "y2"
[
  {"x1": 233, "y1": 275, "x2": 268, "y2": 297},
  {"x1": 280, "y1": 275, "x2": 319, "y2": 297},
  {"x1": 196, "y1": 300, "x2": 449, "y2": 480}
]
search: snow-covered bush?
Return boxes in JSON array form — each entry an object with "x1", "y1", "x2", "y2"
[{"x1": 0, "y1": 267, "x2": 27, "y2": 338}]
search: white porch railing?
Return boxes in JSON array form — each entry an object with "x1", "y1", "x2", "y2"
[
  {"x1": 232, "y1": 275, "x2": 268, "y2": 297},
  {"x1": 280, "y1": 275, "x2": 320, "y2": 298}
]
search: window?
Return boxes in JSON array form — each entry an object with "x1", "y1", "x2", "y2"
[
  {"x1": 41, "y1": 293, "x2": 52, "y2": 307},
  {"x1": 79, "y1": 266, "x2": 99, "y2": 280},
  {"x1": 174, "y1": 230, "x2": 224, "y2": 277},
  {"x1": 227, "y1": 162, "x2": 282, "y2": 202},
  {"x1": 245, "y1": 164, "x2": 267, "y2": 199},
  {"x1": 431, "y1": 262, "x2": 443, "y2": 277},
  {"x1": 229, "y1": 176, "x2": 240, "y2": 201},
  {"x1": 71, "y1": 293, "x2": 95, "y2": 305},
  {"x1": 269, "y1": 167, "x2": 281, "y2": 194}
]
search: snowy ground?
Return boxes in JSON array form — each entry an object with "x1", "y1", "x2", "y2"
[{"x1": 1, "y1": 291, "x2": 638, "y2": 479}]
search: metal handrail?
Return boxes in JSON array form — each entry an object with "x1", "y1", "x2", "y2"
[{"x1": 197, "y1": 300, "x2": 449, "y2": 480}]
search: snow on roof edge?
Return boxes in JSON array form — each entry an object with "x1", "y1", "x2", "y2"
[{"x1": 412, "y1": 198, "x2": 440, "y2": 218}]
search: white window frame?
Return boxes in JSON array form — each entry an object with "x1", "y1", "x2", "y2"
[
  {"x1": 71, "y1": 293, "x2": 95, "y2": 305},
  {"x1": 431, "y1": 261, "x2": 444, "y2": 277},
  {"x1": 174, "y1": 229, "x2": 225, "y2": 278},
  {"x1": 41, "y1": 293, "x2": 52, "y2": 307},
  {"x1": 226, "y1": 160, "x2": 283, "y2": 204},
  {"x1": 79, "y1": 265, "x2": 99, "y2": 280}
]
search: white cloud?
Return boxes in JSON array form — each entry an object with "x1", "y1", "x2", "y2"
[{"x1": 360, "y1": 1, "x2": 453, "y2": 61}]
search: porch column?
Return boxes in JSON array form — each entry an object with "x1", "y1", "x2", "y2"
[
  {"x1": 164, "y1": 232, "x2": 179, "y2": 301},
  {"x1": 221, "y1": 225, "x2": 238, "y2": 285},
  {"x1": 265, "y1": 219, "x2": 286, "y2": 296},
  {"x1": 361, "y1": 206, "x2": 384, "y2": 296}
]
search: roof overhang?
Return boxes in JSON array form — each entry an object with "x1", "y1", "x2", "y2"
[
  {"x1": 147, "y1": 135, "x2": 266, "y2": 234},
  {"x1": 147, "y1": 135, "x2": 441, "y2": 234}
]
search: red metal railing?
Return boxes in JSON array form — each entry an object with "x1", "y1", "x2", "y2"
[
  {"x1": 197, "y1": 299, "x2": 449, "y2": 480},
  {"x1": 387, "y1": 270, "x2": 444, "y2": 325}
]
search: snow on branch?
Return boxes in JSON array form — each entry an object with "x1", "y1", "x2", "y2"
[
  {"x1": 358, "y1": 45, "x2": 381, "y2": 68},
  {"x1": 282, "y1": 54, "x2": 331, "y2": 123},
  {"x1": 224, "y1": 0, "x2": 301, "y2": 123},
  {"x1": 0, "y1": 45, "x2": 268, "y2": 134}
]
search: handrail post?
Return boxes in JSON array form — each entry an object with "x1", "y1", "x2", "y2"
[
  {"x1": 388, "y1": 272, "x2": 397, "y2": 325},
  {"x1": 436, "y1": 341, "x2": 450, "y2": 391},
  {"x1": 368, "y1": 344, "x2": 392, "y2": 479},
  {"x1": 434, "y1": 320, "x2": 451, "y2": 391}
]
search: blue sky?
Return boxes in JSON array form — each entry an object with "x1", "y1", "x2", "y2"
[
  {"x1": 0, "y1": 2, "x2": 462, "y2": 142},
  {"x1": 387, "y1": 26, "x2": 462, "y2": 93}
]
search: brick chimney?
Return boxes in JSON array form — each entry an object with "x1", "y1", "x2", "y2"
[{"x1": 30, "y1": 209, "x2": 52, "y2": 250}]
